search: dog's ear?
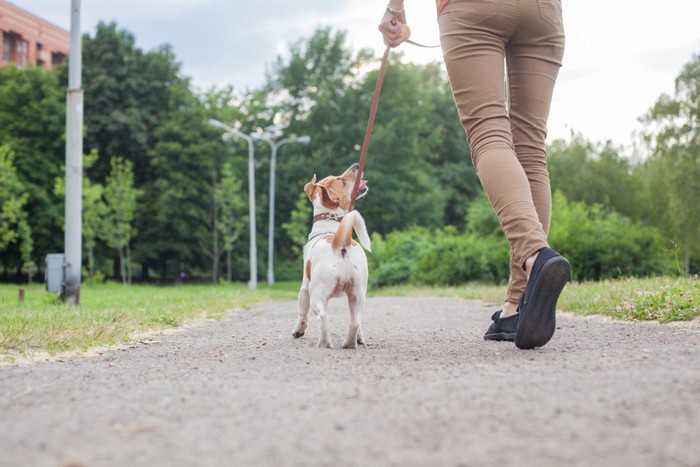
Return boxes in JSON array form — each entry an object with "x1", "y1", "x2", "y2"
[
  {"x1": 317, "y1": 184, "x2": 340, "y2": 209},
  {"x1": 304, "y1": 174, "x2": 317, "y2": 201}
]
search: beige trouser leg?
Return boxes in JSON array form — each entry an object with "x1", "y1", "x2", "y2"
[{"x1": 439, "y1": 0, "x2": 565, "y2": 303}]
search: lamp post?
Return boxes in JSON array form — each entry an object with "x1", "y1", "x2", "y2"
[
  {"x1": 253, "y1": 133, "x2": 310, "y2": 285},
  {"x1": 208, "y1": 119, "x2": 257, "y2": 290},
  {"x1": 63, "y1": 0, "x2": 83, "y2": 304}
]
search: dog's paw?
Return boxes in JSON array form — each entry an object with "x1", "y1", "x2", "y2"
[
  {"x1": 342, "y1": 340, "x2": 358, "y2": 349},
  {"x1": 317, "y1": 339, "x2": 334, "y2": 349},
  {"x1": 292, "y1": 330, "x2": 305, "y2": 338}
]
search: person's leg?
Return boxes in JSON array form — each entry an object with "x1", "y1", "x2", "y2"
[
  {"x1": 439, "y1": 0, "x2": 548, "y2": 296},
  {"x1": 503, "y1": 0, "x2": 566, "y2": 305}
]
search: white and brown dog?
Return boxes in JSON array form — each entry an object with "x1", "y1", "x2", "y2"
[{"x1": 292, "y1": 163, "x2": 371, "y2": 349}]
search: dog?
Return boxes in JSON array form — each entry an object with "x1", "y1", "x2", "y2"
[{"x1": 292, "y1": 163, "x2": 371, "y2": 349}]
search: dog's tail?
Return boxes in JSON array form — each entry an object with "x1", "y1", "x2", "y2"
[{"x1": 332, "y1": 211, "x2": 371, "y2": 253}]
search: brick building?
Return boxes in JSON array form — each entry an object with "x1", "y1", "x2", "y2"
[{"x1": 0, "y1": 0, "x2": 69, "y2": 69}]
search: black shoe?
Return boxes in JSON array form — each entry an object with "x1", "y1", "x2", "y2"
[
  {"x1": 515, "y1": 247, "x2": 571, "y2": 350},
  {"x1": 484, "y1": 310, "x2": 518, "y2": 341}
]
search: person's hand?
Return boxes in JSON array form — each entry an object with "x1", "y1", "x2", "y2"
[{"x1": 378, "y1": 2, "x2": 410, "y2": 48}]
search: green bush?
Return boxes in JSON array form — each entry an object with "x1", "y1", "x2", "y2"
[
  {"x1": 549, "y1": 192, "x2": 673, "y2": 281},
  {"x1": 367, "y1": 191, "x2": 673, "y2": 288},
  {"x1": 411, "y1": 227, "x2": 509, "y2": 285},
  {"x1": 369, "y1": 228, "x2": 431, "y2": 287},
  {"x1": 368, "y1": 226, "x2": 509, "y2": 287}
]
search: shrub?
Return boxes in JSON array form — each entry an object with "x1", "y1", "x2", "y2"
[{"x1": 549, "y1": 192, "x2": 673, "y2": 281}]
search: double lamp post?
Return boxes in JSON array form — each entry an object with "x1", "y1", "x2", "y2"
[{"x1": 208, "y1": 119, "x2": 310, "y2": 289}]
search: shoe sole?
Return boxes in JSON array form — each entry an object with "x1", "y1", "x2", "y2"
[
  {"x1": 514, "y1": 256, "x2": 570, "y2": 350},
  {"x1": 484, "y1": 332, "x2": 515, "y2": 341}
]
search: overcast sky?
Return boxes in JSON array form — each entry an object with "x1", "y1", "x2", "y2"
[{"x1": 8, "y1": 0, "x2": 700, "y2": 149}]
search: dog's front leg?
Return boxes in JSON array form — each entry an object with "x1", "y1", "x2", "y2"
[{"x1": 293, "y1": 286, "x2": 310, "y2": 338}]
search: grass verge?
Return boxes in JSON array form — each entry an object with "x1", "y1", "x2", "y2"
[
  {"x1": 1, "y1": 276, "x2": 697, "y2": 360},
  {"x1": 0, "y1": 282, "x2": 297, "y2": 360}
]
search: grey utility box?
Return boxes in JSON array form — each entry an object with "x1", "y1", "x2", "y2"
[{"x1": 45, "y1": 254, "x2": 65, "y2": 293}]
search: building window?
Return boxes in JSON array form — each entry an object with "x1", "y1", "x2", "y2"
[
  {"x1": 51, "y1": 52, "x2": 65, "y2": 65},
  {"x1": 2, "y1": 32, "x2": 11, "y2": 62},
  {"x1": 17, "y1": 38, "x2": 28, "y2": 67},
  {"x1": 36, "y1": 42, "x2": 44, "y2": 67}
]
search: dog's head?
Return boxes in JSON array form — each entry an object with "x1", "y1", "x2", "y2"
[{"x1": 304, "y1": 163, "x2": 368, "y2": 211}]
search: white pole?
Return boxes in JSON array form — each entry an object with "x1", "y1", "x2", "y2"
[
  {"x1": 63, "y1": 0, "x2": 83, "y2": 304},
  {"x1": 267, "y1": 143, "x2": 277, "y2": 285},
  {"x1": 246, "y1": 137, "x2": 257, "y2": 290},
  {"x1": 259, "y1": 135, "x2": 309, "y2": 285},
  {"x1": 208, "y1": 119, "x2": 257, "y2": 289}
]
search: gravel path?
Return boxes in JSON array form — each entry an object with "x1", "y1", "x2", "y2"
[{"x1": 1, "y1": 296, "x2": 699, "y2": 467}]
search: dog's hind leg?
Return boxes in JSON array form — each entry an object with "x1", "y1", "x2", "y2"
[
  {"x1": 313, "y1": 298, "x2": 333, "y2": 349},
  {"x1": 343, "y1": 293, "x2": 364, "y2": 349},
  {"x1": 293, "y1": 286, "x2": 310, "y2": 338}
]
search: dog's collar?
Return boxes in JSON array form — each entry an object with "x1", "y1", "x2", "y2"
[{"x1": 313, "y1": 212, "x2": 344, "y2": 223}]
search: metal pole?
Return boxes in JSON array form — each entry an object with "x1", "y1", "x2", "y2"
[
  {"x1": 259, "y1": 135, "x2": 309, "y2": 285},
  {"x1": 267, "y1": 143, "x2": 277, "y2": 285},
  {"x1": 63, "y1": 0, "x2": 83, "y2": 304},
  {"x1": 246, "y1": 139, "x2": 257, "y2": 289},
  {"x1": 208, "y1": 119, "x2": 257, "y2": 290}
]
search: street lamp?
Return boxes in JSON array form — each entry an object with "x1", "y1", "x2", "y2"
[
  {"x1": 208, "y1": 118, "x2": 258, "y2": 290},
  {"x1": 252, "y1": 133, "x2": 310, "y2": 285}
]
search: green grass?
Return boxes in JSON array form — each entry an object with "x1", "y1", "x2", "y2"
[
  {"x1": 1, "y1": 276, "x2": 698, "y2": 360},
  {"x1": 0, "y1": 282, "x2": 298, "y2": 360},
  {"x1": 373, "y1": 276, "x2": 700, "y2": 323}
]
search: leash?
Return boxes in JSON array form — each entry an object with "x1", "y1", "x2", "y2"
[
  {"x1": 348, "y1": 37, "x2": 440, "y2": 212},
  {"x1": 349, "y1": 45, "x2": 391, "y2": 212}
]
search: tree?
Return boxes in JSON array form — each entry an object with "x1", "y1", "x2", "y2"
[
  {"x1": 79, "y1": 22, "x2": 185, "y2": 182},
  {"x1": 54, "y1": 149, "x2": 107, "y2": 279},
  {"x1": 282, "y1": 191, "x2": 312, "y2": 260},
  {"x1": 102, "y1": 157, "x2": 141, "y2": 284},
  {"x1": 642, "y1": 52, "x2": 700, "y2": 274},
  {"x1": 216, "y1": 162, "x2": 246, "y2": 282},
  {"x1": 0, "y1": 65, "x2": 64, "y2": 272},
  {"x1": 548, "y1": 133, "x2": 643, "y2": 221},
  {"x1": 0, "y1": 145, "x2": 32, "y2": 269}
]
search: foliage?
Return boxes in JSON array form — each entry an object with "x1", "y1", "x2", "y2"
[
  {"x1": 548, "y1": 192, "x2": 673, "y2": 281},
  {"x1": 216, "y1": 162, "x2": 247, "y2": 281},
  {"x1": 548, "y1": 133, "x2": 644, "y2": 220},
  {"x1": 54, "y1": 149, "x2": 107, "y2": 279},
  {"x1": 0, "y1": 65, "x2": 64, "y2": 271},
  {"x1": 102, "y1": 157, "x2": 141, "y2": 284},
  {"x1": 641, "y1": 52, "x2": 700, "y2": 274},
  {"x1": 282, "y1": 191, "x2": 312, "y2": 260},
  {"x1": 0, "y1": 145, "x2": 32, "y2": 262}
]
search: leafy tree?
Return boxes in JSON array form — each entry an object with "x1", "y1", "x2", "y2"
[
  {"x1": 54, "y1": 149, "x2": 107, "y2": 279},
  {"x1": 548, "y1": 133, "x2": 643, "y2": 221},
  {"x1": 102, "y1": 157, "x2": 141, "y2": 284},
  {"x1": 0, "y1": 65, "x2": 64, "y2": 271},
  {"x1": 642, "y1": 52, "x2": 700, "y2": 274},
  {"x1": 79, "y1": 22, "x2": 185, "y2": 183},
  {"x1": 140, "y1": 80, "x2": 225, "y2": 282},
  {"x1": 0, "y1": 145, "x2": 32, "y2": 267},
  {"x1": 282, "y1": 191, "x2": 312, "y2": 260},
  {"x1": 216, "y1": 162, "x2": 246, "y2": 282}
]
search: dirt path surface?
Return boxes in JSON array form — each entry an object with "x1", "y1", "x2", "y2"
[{"x1": 1, "y1": 296, "x2": 699, "y2": 467}]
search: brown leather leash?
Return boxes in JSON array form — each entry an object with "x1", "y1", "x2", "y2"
[
  {"x1": 348, "y1": 38, "x2": 440, "y2": 212},
  {"x1": 349, "y1": 45, "x2": 392, "y2": 212}
]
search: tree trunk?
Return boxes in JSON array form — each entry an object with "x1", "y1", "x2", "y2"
[
  {"x1": 227, "y1": 250, "x2": 232, "y2": 282},
  {"x1": 118, "y1": 246, "x2": 126, "y2": 285}
]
